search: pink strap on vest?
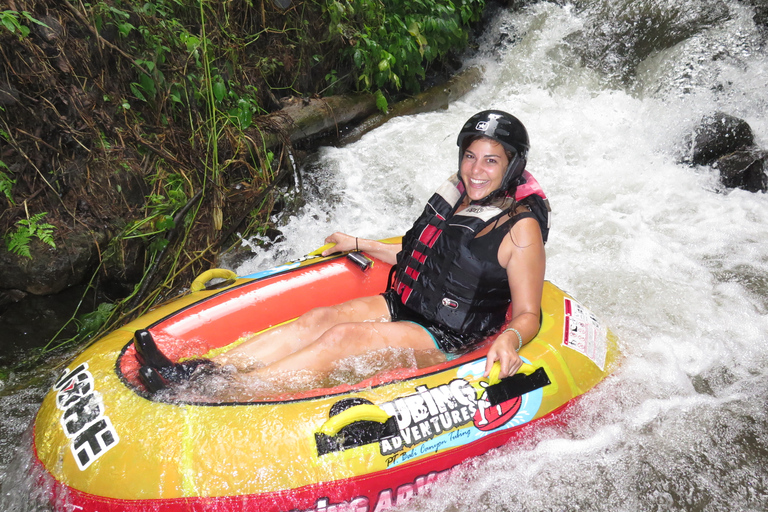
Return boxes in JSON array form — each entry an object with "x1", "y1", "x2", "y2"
[{"x1": 515, "y1": 170, "x2": 546, "y2": 201}]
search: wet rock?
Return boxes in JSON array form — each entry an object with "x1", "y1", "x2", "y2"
[
  {"x1": 714, "y1": 149, "x2": 768, "y2": 193},
  {"x1": 685, "y1": 112, "x2": 767, "y2": 192},
  {"x1": 689, "y1": 112, "x2": 754, "y2": 165},
  {"x1": 0, "y1": 229, "x2": 106, "y2": 296},
  {"x1": 0, "y1": 289, "x2": 27, "y2": 315},
  {"x1": 565, "y1": 0, "x2": 730, "y2": 83}
]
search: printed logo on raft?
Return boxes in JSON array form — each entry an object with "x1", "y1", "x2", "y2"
[
  {"x1": 378, "y1": 379, "x2": 477, "y2": 456},
  {"x1": 53, "y1": 363, "x2": 120, "y2": 470},
  {"x1": 375, "y1": 376, "x2": 523, "y2": 456},
  {"x1": 294, "y1": 470, "x2": 447, "y2": 512}
]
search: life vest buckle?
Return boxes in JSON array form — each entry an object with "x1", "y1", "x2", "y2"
[{"x1": 441, "y1": 297, "x2": 459, "y2": 309}]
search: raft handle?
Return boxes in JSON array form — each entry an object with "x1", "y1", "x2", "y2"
[
  {"x1": 484, "y1": 366, "x2": 551, "y2": 407},
  {"x1": 315, "y1": 399, "x2": 398, "y2": 456},
  {"x1": 190, "y1": 268, "x2": 238, "y2": 292}
]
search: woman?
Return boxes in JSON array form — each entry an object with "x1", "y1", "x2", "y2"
[{"x1": 136, "y1": 110, "x2": 548, "y2": 394}]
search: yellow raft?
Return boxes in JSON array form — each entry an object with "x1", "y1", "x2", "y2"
[{"x1": 33, "y1": 246, "x2": 620, "y2": 511}]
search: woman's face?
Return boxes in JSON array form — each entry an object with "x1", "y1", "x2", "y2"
[{"x1": 460, "y1": 138, "x2": 510, "y2": 201}]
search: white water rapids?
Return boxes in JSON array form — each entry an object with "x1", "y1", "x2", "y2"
[{"x1": 2, "y1": 1, "x2": 767, "y2": 510}]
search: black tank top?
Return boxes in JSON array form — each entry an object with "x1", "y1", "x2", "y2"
[{"x1": 467, "y1": 211, "x2": 538, "y2": 268}]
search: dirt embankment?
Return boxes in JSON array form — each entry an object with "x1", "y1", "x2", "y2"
[{"x1": 0, "y1": 1, "x2": 356, "y2": 297}]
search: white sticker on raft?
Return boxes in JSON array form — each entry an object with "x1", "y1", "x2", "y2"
[
  {"x1": 53, "y1": 363, "x2": 120, "y2": 471},
  {"x1": 562, "y1": 297, "x2": 608, "y2": 371}
]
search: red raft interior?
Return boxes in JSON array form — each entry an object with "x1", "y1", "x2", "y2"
[{"x1": 117, "y1": 255, "x2": 492, "y2": 399}]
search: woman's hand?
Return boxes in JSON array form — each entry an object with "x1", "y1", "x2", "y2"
[
  {"x1": 320, "y1": 233, "x2": 402, "y2": 265},
  {"x1": 321, "y1": 232, "x2": 357, "y2": 256},
  {"x1": 484, "y1": 332, "x2": 524, "y2": 379}
]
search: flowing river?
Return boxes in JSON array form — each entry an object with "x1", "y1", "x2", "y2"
[{"x1": 2, "y1": 0, "x2": 767, "y2": 510}]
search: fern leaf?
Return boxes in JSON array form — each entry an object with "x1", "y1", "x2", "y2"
[
  {"x1": 36, "y1": 225, "x2": 57, "y2": 249},
  {"x1": 7, "y1": 230, "x2": 32, "y2": 258},
  {"x1": 0, "y1": 169, "x2": 14, "y2": 204}
]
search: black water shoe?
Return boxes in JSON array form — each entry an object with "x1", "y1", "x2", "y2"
[
  {"x1": 134, "y1": 329, "x2": 217, "y2": 390},
  {"x1": 138, "y1": 365, "x2": 169, "y2": 394},
  {"x1": 133, "y1": 329, "x2": 174, "y2": 369}
]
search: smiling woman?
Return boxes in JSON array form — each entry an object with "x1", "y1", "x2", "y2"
[{"x1": 134, "y1": 111, "x2": 551, "y2": 397}]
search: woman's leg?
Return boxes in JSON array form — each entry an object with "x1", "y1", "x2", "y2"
[
  {"x1": 214, "y1": 294, "x2": 392, "y2": 370},
  {"x1": 249, "y1": 319, "x2": 445, "y2": 379}
]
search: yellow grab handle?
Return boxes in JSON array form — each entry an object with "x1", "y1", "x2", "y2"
[
  {"x1": 307, "y1": 243, "x2": 337, "y2": 257},
  {"x1": 487, "y1": 361, "x2": 537, "y2": 386},
  {"x1": 190, "y1": 268, "x2": 238, "y2": 292},
  {"x1": 318, "y1": 404, "x2": 391, "y2": 437}
]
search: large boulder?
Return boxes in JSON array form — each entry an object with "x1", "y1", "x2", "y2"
[
  {"x1": 0, "y1": 228, "x2": 106, "y2": 296},
  {"x1": 685, "y1": 112, "x2": 766, "y2": 192},
  {"x1": 690, "y1": 112, "x2": 755, "y2": 166}
]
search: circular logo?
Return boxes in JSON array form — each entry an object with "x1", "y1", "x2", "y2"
[{"x1": 472, "y1": 391, "x2": 522, "y2": 431}]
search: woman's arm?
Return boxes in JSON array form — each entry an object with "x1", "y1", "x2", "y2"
[
  {"x1": 321, "y1": 232, "x2": 402, "y2": 266},
  {"x1": 484, "y1": 217, "x2": 546, "y2": 379}
]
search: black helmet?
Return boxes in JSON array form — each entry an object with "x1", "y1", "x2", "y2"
[{"x1": 456, "y1": 110, "x2": 529, "y2": 192}]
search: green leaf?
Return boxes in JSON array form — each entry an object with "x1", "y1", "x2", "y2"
[
  {"x1": 140, "y1": 74, "x2": 156, "y2": 98},
  {"x1": 130, "y1": 83, "x2": 147, "y2": 102},
  {"x1": 117, "y1": 22, "x2": 134, "y2": 37},
  {"x1": 212, "y1": 80, "x2": 226, "y2": 103},
  {"x1": 148, "y1": 237, "x2": 169, "y2": 253},
  {"x1": 374, "y1": 90, "x2": 388, "y2": 113},
  {"x1": 155, "y1": 215, "x2": 175, "y2": 231},
  {"x1": 236, "y1": 99, "x2": 253, "y2": 129},
  {"x1": 8, "y1": 232, "x2": 32, "y2": 258},
  {"x1": 77, "y1": 302, "x2": 116, "y2": 337},
  {"x1": 182, "y1": 34, "x2": 200, "y2": 52},
  {"x1": 2, "y1": 17, "x2": 17, "y2": 33}
]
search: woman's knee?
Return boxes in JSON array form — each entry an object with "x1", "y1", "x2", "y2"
[
  {"x1": 313, "y1": 323, "x2": 378, "y2": 356},
  {"x1": 297, "y1": 305, "x2": 340, "y2": 328},
  {"x1": 318, "y1": 323, "x2": 356, "y2": 344}
]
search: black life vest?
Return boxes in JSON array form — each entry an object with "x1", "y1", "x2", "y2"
[{"x1": 391, "y1": 171, "x2": 550, "y2": 335}]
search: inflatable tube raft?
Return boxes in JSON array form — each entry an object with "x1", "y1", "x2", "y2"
[{"x1": 33, "y1": 246, "x2": 620, "y2": 512}]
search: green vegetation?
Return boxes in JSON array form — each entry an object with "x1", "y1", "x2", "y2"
[
  {"x1": 5, "y1": 212, "x2": 57, "y2": 259},
  {"x1": 0, "y1": 160, "x2": 13, "y2": 204},
  {"x1": 0, "y1": 9, "x2": 48, "y2": 39},
  {"x1": 327, "y1": 0, "x2": 485, "y2": 93}
]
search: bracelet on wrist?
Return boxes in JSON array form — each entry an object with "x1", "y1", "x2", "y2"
[
  {"x1": 503, "y1": 327, "x2": 523, "y2": 351},
  {"x1": 355, "y1": 237, "x2": 359, "y2": 251}
]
